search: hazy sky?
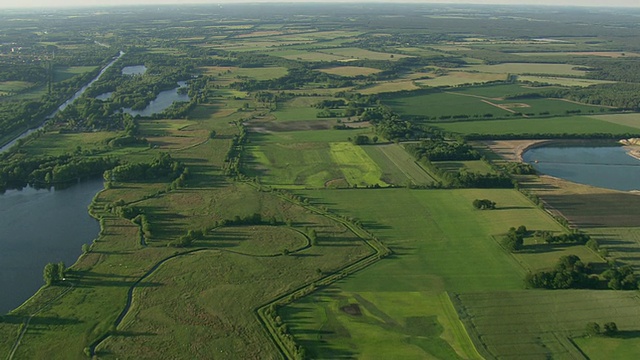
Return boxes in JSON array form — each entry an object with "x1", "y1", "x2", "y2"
[{"x1": 0, "y1": 0, "x2": 639, "y2": 9}]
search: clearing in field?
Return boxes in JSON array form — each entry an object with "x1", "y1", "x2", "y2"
[
  {"x1": 329, "y1": 142, "x2": 388, "y2": 187},
  {"x1": 416, "y1": 71, "x2": 507, "y2": 87},
  {"x1": 465, "y1": 63, "x2": 588, "y2": 76},
  {"x1": 362, "y1": 144, "x2": 436, "y2": 185},
  {"x1": 283, "y1": 188, "x2": 576, "y2": 358},
  {"x1": 317, "y1": 66, "x2": 382, "y2": 77}
]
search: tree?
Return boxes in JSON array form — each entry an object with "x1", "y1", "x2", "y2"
[
  {"x1": 43, "y1": 262, "x2": 64, "y2": 286},
  {"x1": 586, "y1": 322, "x2": 601, "y2": 336},
  {"x1": 603, "y1": 322, "x2": 618, "y2": 336},
  {"x1": 308, "y1": 228, "x2": 318, "y2": 246},
  {"x1": 472, "y1": 199, "x2": 496, "y2": 210}
]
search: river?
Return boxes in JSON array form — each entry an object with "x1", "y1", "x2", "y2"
[
  {"x1": 0, "y1": 178, "x2": 104, "y2": 314},
  {"x1": 523, "y1": 145, "x2": 640, "y2": 192},
  {"x1": 0, "y1": 51, "x2": 125, "y2": 154}
]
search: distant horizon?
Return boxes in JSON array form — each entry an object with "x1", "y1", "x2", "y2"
[{"x1": 1, "y1": 0, "x2": 639, "y2": 10}]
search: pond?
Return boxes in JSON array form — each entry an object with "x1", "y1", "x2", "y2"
[
  {"x1": 121, "y1": 81, "x2": 189, "y2": 117},
  {"x1": 523, "y1": 145, "x2": 640, "y2": 192},
  {"x1": 121, "y1": 65, "x2": 147, "y2": 76},
  {"x1": 0, "y1": 178, "x2": 103, "y2": 314}
]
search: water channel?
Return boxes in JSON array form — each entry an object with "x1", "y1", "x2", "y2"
[
  {"x1": 0, "y1": 51, "x2": 125, "y2": 154},
  {"x1": 523, "y1": 145, "x2": 640, "y2": 192},
  {"x1": 0, "y1": 178, "x2": 104, "y2": 314}
]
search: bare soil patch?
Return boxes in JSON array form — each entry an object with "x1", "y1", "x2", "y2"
[{"x1": 481, "y1": 140, "x2": 550, "y2": 161}]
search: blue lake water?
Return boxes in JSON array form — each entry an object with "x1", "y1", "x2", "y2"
[
  {"x1": 0, "y1": 178, "x2": 103, "y2": 314},
  {"x1": 523, "y1": 145, "x2": 640, "y2": 192},
  {"x1": 121, "y1": 81, "x2": 189, "y2": 117}
]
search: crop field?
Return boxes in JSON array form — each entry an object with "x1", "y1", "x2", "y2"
[
  {"x1": 251, "y1": 127, "x2": 369, "y2": 144},
  {"x1": 520, "y1": 175, "x2": 640, "y2": 228},
  {"x1": 590, "y1": 113, "x2": 640, "y2": 129},
  {"x1": 385, "y1": 91, "x2": 512, "y2": 118},
  {"x1": 514, "y1": 51, "x2": 640, "y2": 58},
  {"x1": 465, "y1": 63, "x2": 588, "y2": 76},
  {"x1": 574, "y1": 330, "x2": 640, "y2": 359},
  {"x1": 362, "y1": 144, "x2": 437, "y2": 185},
  {"x1": 357, "y1": 80, "x2": 420, "y2": 95},
  {"x1": 329, "y1": 142, "x2": 388, "y2": 187},
  {"x1": 494, "y1": 98, "x2": 608, "y2": 115},
  {"x1": 454, "y1": 290, "x2": 640, "y2": 360},
  {"x1": 435, "y1": 116, "x2": 640, "y2": 136},
  {"x1": 317, "y1": 66, "x2": 382, "y2": 77},
  {"x1": 315, "y1": 47, "x2": 412, "y2": 61},
  {"x1": 394, "y1": 46, "x2": 449, "y2": 57},
  {"x1": 199, "y1": 66, "x2": 288, "y2": 81},
  {"x1": 269, "y1": 49, "x2": 349, "y2": 62},
  {"x1": 281, "y1": 188, "x2": 580, "y2": 358},
  {"x1": 517, "y1": 75, "x2": 616, "y2": 87},
  {"x1": 416, "y1": 71, "x2": 507, "y2": 87}
]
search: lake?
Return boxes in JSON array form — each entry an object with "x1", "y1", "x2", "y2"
[
  {"x1": 121, "y1": 81, "x2": 189, "y2": 117},
  {"x1": 523, "y1": 145, "x2": 640, "y2": 192},
  {"x1": 0, "y1": 178, "x2": 103, "y2": 314}
]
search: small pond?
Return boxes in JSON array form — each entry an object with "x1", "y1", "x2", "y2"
[
  {"x1": 0, "y1": 178, "x2": 103, "y2": 313},
  {"x1": 122, "y1": 65, "x2": 147, "y2": 76},
  {"x1": 523, "y1": 145, "x2": 640, "y2": 192}
]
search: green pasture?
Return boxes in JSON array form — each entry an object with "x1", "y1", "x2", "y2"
[
  {"x1": 574, "y1": 334, "x2": 640, "y2": 360},
  {"x1": 435, "y1": 160, "x2": 494, "y2": 175},
  {"x1": 494, "y1": 97, "x2": 608, "y2": 116},
  {"x1": 448, "y1": 83, "x2": 548, "y2": 99},
  {"x1": 269, "y1": 49, "x2": 347, "y2": 62},
  {"x1": 245, "y1": 142, "x2": 341, "y2": 188},
  {"x1": 395, "y1": 46, "x2": 449, "y2": 57},
  {"x1": 272, "y1": 96, "x2": 334, "y2": 121},
  {"x1": 0, "y1": 81, "x2": 34, "y2": 93},
  {"x1": 435, "y1": 116, "x2": 640, "y2": 136},
  {"x1": 53, "y1": 66, "x2": 98, "y2": 83},
  {"x1": 251, "y1": 127, "x2": 369, "y2": 144},
  {"x1": 384, "y1": 91, "x2": 512, "y2": 118},
  {"x1": 455, "y1": 290, "x2": 640, "y2": 359},
  {"x1": 465, "y1": 63, "x2": 588, "y2": 76},
  {"x1": 329, "y1": 142, "x2": 388, "y2": 187},
  {"x1": 283, "y1": 188, "x2": 574, "y2": 358},
  {"x1": 363, "y1": 144, "x2": 436, "y2": 185}
]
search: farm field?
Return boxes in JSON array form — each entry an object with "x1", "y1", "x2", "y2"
[
  {"x1": 282, "y1": 188, "x2": 584, "y2": 358},
  {"x1": 317, "y1": 66, "x2": 381, "y2": 77},
  {"x1": 384, "y1": 91, "x2": 512, "y2": 118},
  {"x1": 435, "y1": 116, "x2": 639, "y2": 136},
  {"x1": 5, "y1": 4, "x2": 640, "y2": 360},
  {"x1": 416, "y1": 71, "x2": 507, "y2": 87},
  {"x1": 465, "y1": 63, "x2": 588, "y2": 76}
]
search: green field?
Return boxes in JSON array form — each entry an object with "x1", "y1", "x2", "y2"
[
  {"x1": 53, "y1": 66, "x2": 98, "y2": 82},
  {"x1": 436, "y1": 160, "x2": 495, "y2": 174},
  {"x1": 200, "y1": 66, "x2": 288, "y2": 81},
  {"x1": 448, "y1": 83, "x2": 545, "y2": 99},
  {"x1": 316, "y1": 47, "x2": 412, "y2": 61},
  {"x1": 590, "y1": 113, "x2": 640, "y2": 129},
  {"x1": 435, "y1": 116, "x2": 640, "y2": 136},
  {"x1": 518, "y1": 75, "x2": 616, "y2": 87},
  {"x1": 384, "y1": 91, "x2": 512, "y2": 118},
  {"x1": 0, "y1": 81, "x2": 35, "y2": 93},
  {"x1": 465, "y1": 63, "x2": 588, "y2": 76},
  {"x1": 358, "y1": 80, "x2": 421, "y2": 95},
  {"x1": 416, "y1": 71, "x2": 507, "y2": 87},
  {"x1": 271, "y1": 97, "x2": 334, "y2": 122},
  {"x1": 329, "y1": 142, "x2": 388, "y2": 187},
  {"x1": 281, "y1": 188, "x2": 584, "y2": 358},
  {"x1": 317, "y1": 66, "x2": 382, "y2": 77},
  {"x1": 363, "y1": 144, "x2": 436, "y2": 185}
]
